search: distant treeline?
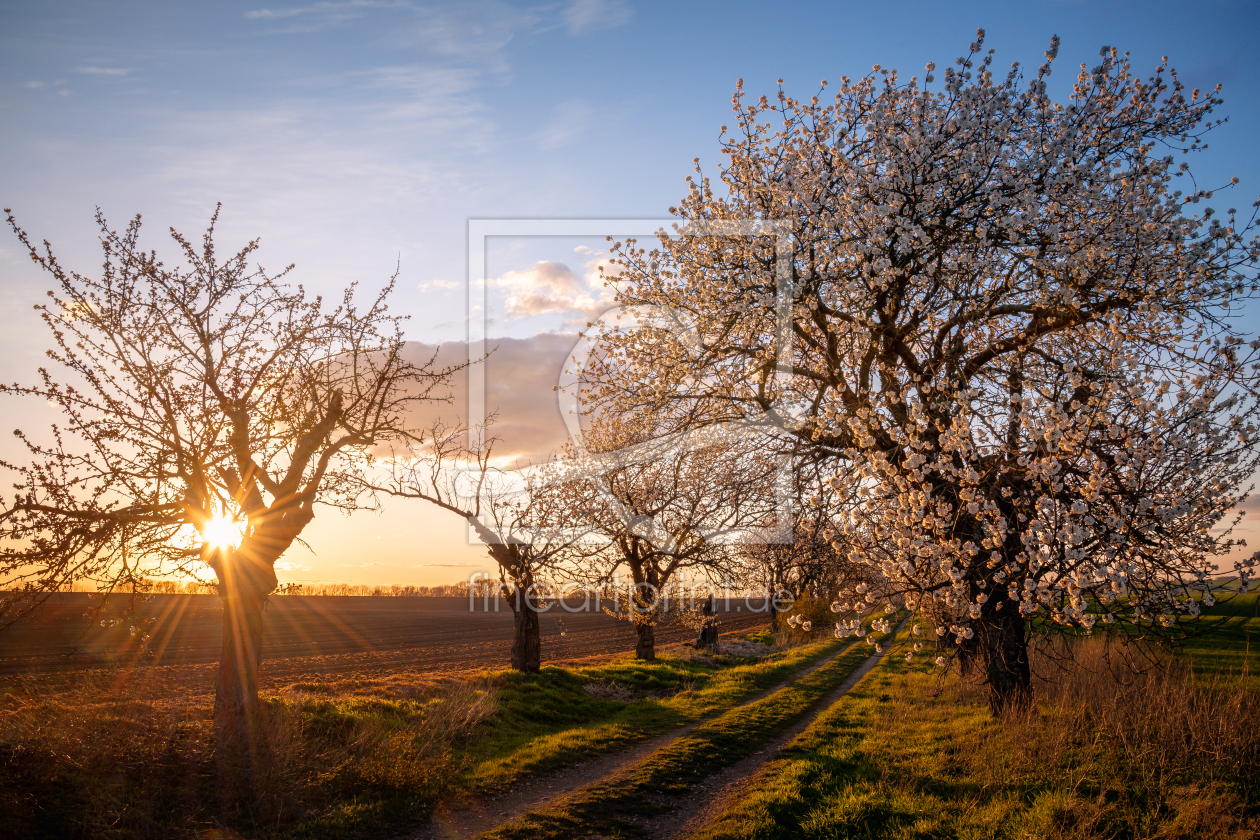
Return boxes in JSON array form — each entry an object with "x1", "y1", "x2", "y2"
[
  {"x1": 52, "y1": 580, "x2": 495, "y2": 597},
  {"x1": 275, "y1": 582, "x2": 492, "y2": 597},
  {"x1": 41, "y1": 575, "x2": 1250, "y2": 599},
  {"x1": 57, "y1": 579, "x2": 220, "y2": 595}
]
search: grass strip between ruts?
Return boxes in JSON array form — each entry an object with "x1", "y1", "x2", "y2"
[
  {"x1": 467, "y1": 635, "x2": 853, "y2": 794},
  {"x1": 692, "y1": 624, "x2": 921, "y2": 840},
  {"x1": 480, "y1": 627, "x2": 893, "y2": 840}
]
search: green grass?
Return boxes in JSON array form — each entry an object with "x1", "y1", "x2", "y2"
[
  {"x1": 481, "y1": 628, "x2": 900, "y2": 840},
  {"x1": 11, "y1": 604, "x2": 1255, "y2": 840},
  {"x1": 695, "y1": 623, "x2": 1260, "y2": 840},
  {"x1": 464, "y1": 635, "x2": 849, "y2": 792},
  {"x1": 1023, "y1": 592, "x2": 1259, "y2": 692},
  {"x1": 5, "y1": 629, "x2": 861, "y2": 840},
  {"x1": 276, "y1": 634, "x2": 853, "y2": 838},
  {"x1": 694, "y1": 661, "x2": 1053, "y2": 840},
  {"x1": 747, "y1": 629, "x2": 775, "y2": 646},
  {"x1": 1181, "y1": 592, "x2": 1260, "y2": 681}
]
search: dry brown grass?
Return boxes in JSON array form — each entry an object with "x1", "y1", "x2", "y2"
[
  {"x1": 694, "y1": 632, "x2": 1259, "y2": 840},
  {"x1": 938, "y1": 638, "x2": 1260, "y2": 837},
  {"x1": 0, "y1": 671, "x2": 495, "y2": 839},
  {"x1": 1018, "y1": 639, "x2": 1260, "y2": 793},
  {"x1": 0, "y1": 624, "x2": 827, "y2": 838},
  {"x1": 1, "y1": 677, "x2": 215, "y2": 838}
]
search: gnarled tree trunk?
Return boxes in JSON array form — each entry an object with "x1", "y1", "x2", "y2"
[
  {"x1": 490, "y1": 544, "x2": 543, "y2": 674},
  {"x1": 623, "y1": 547, "x2": 662, "y2": 661},
  {"x1": 695, "y1": 596, "x2": 719, "y2": 651},
  {"x1": 507, "y1": 583, "x2": 542, "y2": 673},
  {"x1": 634, "y1": 621, "x2": 656, "y2": 660},
  {"x1": 209, "y1": 543, "x2": 278, "y2": 812},
  {"x1": 976, "y1": 607, "x2": 1031, "y2": 714}
]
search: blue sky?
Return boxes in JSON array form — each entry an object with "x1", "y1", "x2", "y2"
[{"x1": 2, "y1": 0, "x2": 1258, "y2": 585}]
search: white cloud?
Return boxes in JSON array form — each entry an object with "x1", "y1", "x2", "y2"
[
  {"x1": 246, "y1": 0, "x2": 618, "y2": 42},
  {"x1": 563, "y1": 0, "x2": 631, "y2": 35},
  {"x1": 409, "y1": 1, "x2": 539, "y2": 59},
  {"x1": 245, "y1": 0, "x2": 403, "y2": 22},
  {"x1": 122, "y1": 61, "x2": 497, "y2": 268},
  {"x1": 247, "y1": 0, "x2": 538, "y2": 62},
  {"x1": 275, "y1": 560, "x2": 311, "y2": 571},
  {"x1": 489, "y1": 256, "x2": 619, "y2": 322},
  {"x1": 73, "y1": 66, "x2": 131, "y2": 76}
]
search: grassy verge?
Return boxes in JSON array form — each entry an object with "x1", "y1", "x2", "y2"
[
  {"x1": 481, "y1": 632, "x2": 893, "y2": 840},
  {"x1": 695, "y1": 632, "x2": 1260, "y2": 840},
  {"x1": 466, "y1": 635, "x2": 846, "y2": 793},
  {"x1": 1, "y1": 629, "x2": 854, "y2": 839}
]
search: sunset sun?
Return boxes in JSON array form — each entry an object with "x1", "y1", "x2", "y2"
[{"x1": 201, "y1": 515, "x2": 244, "y2": 550}]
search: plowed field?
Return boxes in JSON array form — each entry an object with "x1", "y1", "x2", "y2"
[{"x1": 0, "y1": 594, "x2": 770, "y2": 696}]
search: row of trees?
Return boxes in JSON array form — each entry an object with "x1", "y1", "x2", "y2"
[
  {"x1": 0, "y1": 206, "x2": 851, "y2": 807},
  {"x1": 3, "y1": 31, "x2": 1258, "y2": 811},
  {"x1": 583, "y1": 32, "x2": 1260, "y2": 712},
  {"x1": 372, "y1": 410, "x2": 857, "y2": 667}
]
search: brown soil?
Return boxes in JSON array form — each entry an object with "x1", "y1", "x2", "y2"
[{"x1": 0, "y1": 593, "x2": 768, "y2": 697}]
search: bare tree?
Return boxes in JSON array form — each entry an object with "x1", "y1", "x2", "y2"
[
  {"x1": 732, "y1": 458, "x2": 880, "y2": 632},
  {"x1": 564, "y1": 416, "x2": 780, "y2": 660},
  {"x1": 0, "y1": 207, "x2": 455, "y2": 798},
  {"x1": 375, "y1": 420, "x2": 593, "y2": 672},
  {"x1": 584, "y1": 35, "x2": 1260, "y2": 710}
]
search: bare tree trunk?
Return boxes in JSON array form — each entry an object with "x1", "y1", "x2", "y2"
[
  {"x1": 635, "y1": 621, "x2": 656, "y2": 660},
  {"x1": 767, "y1": 579, "x2": 783, "y2": 633},
  {"x1": 210, "y1": 545, "x2": 278, "y2": 814},
  {"x1": 978, "y1": 608, "x2": 1031, "y2": 714},
  {"x1": 975, "y1": 525, "x2": 1032, "y2": 714},
  {"x1": 508, "y1": 585, "x2": 541, "y2": 673},
  {"x1": 695, "y1": 596, "x2": 719, "y2": 651}
]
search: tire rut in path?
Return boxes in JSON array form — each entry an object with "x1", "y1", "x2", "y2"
[
  {"x1": 407, "y1": 641, "x2": 858, "y2": 840},
  {"x1": 650, "y1": 619, "x2": 908, "y2": 840}
]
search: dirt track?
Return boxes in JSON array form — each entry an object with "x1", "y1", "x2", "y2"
[
  {"x1": 415, "y1": 639, "x2": 861, "y2": 840},
  {"x1": 0, "y1": 594, "x2": 769, "y2": 694}
]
